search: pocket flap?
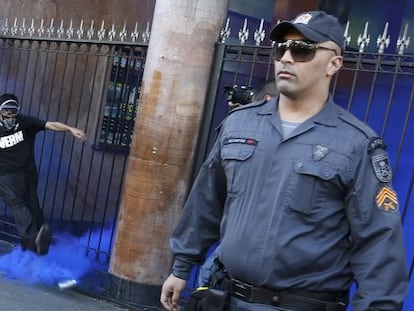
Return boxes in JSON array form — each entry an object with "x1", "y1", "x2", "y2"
[
  {"x1": 294, "y1": 160, "x2": 336, "y2": 180},
  {"x1": 222, "y1": 144, "x2": 255, "y2": 161}
]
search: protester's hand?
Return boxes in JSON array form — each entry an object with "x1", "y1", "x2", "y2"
[
  {"x1": 160, "y1": 274, "x2": 187, "y2": 311},
  {"x1": 70, "y1": 127, "x2": 86, "y2": 141}
]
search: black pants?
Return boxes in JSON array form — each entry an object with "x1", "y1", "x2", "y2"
[{"x1": 0, "y1": 172, "x2": 44, "y2": 249}]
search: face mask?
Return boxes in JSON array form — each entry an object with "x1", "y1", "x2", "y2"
[{"x1": 0, "y1": 115, "x2": 17, "y2": 130}]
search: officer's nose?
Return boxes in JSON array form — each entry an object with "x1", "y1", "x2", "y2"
[{"x1": 279, "y1": 48, "x2": 295, "y2": 63}]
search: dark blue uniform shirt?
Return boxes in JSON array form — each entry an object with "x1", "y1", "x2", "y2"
[{"x1": 171, "y1": 96, "x2": 408, "y2": 311}]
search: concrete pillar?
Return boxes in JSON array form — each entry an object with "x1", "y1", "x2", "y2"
[{"x1": 109, "y1": 0, "x2": 229, "y2": 287}]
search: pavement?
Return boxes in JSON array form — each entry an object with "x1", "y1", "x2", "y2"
[
  {"x1": 0, "y1": 240, "x2": 163, "y2": 311},
  {"x1": 0, "y1": 274, "x2": 129, "y2": 311}
]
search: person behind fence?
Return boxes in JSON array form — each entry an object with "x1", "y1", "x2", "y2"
[
  {"x1": 160, "y1": 10, "x2": 408, "y2": 311},
  {"x1": 0, "y1": 93, "x2": 86, "y2": 256},
  {"x1": 224, "y1": 85, "x2": 255, "y2": 111}
]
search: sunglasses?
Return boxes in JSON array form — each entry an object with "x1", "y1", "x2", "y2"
[{"x1": 273, "y1": 40, "x2": 338, "y2": 62}]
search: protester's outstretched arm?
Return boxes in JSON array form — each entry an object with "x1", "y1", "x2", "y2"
[
  {"x1": 160, "y1": 274, "x2": 187, "y2": 311},
  {"x1": 45, "y1": 121, "x2": 86, "y2": 141}
]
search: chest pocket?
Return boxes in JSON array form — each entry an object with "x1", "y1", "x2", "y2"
[
  {"x1": 286, "y1": 159, "x2": 338, "y2": 215},
  {"x1": 221, "y1": 143, "x2": 255, "y2": 194}
]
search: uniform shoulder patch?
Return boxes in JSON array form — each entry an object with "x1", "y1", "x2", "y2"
[
  {"x1": 376, "y1": 186, "x2": 399, "y2": 213},
  {"x1": 368, "y1": 137, "x2": 392, "y2": 183}
]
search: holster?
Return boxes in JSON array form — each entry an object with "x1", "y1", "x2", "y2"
[
  {"x1": 184, "y1": 288, "x2": 229, "y2": 311},
  {"x1": 208, "y1": 257, "x2": 229, "y2": 288}
]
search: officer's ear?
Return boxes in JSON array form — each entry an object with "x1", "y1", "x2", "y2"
[{"x1": 326, "y1": 55, "x2": 343, "y2": 77}]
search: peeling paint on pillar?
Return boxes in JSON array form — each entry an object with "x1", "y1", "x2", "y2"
[{"x1": 109, "y1": 0, "x2": 230, "y2": 285}]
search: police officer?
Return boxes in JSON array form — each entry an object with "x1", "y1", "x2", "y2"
[
  {"x1": 160, "y1": 11, "x2": 408, "y2": 311},
  {"x1": 0, "y1": 93, "x2": 86, "y2": 255}
]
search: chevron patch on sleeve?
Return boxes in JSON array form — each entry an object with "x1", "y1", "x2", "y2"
[{"x1": 376, "y1": 186, "x2": 399, "y2": 213}]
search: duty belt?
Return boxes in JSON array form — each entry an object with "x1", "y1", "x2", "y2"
[{"x1": 219, "y1": 278, "x2": 348, "y2": 311}]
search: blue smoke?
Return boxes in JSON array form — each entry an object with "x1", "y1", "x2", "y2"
[{"x1": 0, "y1": 231, "x2": 95, "y2": 286}]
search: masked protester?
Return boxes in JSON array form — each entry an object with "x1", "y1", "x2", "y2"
[{"x1": 0, "y1": 93, "x2": 86, "y2": 255}]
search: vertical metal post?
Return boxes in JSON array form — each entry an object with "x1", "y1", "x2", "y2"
[{"x1": 190, "y1": 42, "x2": 226, "y2": 184}]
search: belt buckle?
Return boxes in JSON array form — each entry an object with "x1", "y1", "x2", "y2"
[{"x1": 231, "y1": 278, "x2": 252, "y2": 300}]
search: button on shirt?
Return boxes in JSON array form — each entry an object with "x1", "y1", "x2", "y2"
[{"x1": 171, "y1": 97, "x2": 408, "y2": 311}]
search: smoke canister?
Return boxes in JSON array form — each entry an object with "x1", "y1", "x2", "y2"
[{"x1": 57, "y1": 279, "x2": 78, "y2": 290}]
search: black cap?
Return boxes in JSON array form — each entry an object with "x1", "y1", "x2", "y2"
[
  {"x1": 270, "y1": 11, "x2": 345, "y2": 52},
  {"x1": 0, "y1": 93, "x2": 19, "y2": 109}
]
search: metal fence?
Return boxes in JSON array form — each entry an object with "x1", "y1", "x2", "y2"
[
  {"x1": 0, "y1": 15, "x2": 413, "y2": 309},
  {"x1": 0, "y1": 34, "x2": 148, "y2": 268}
]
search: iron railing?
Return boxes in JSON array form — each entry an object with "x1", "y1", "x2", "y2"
[{"x1": 0, "y1": 35, "x2": 148, "y2": 268}]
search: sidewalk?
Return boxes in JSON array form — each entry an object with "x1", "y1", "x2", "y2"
[
  {"x1": 0, "y1": 273, "x2": 129, "y2": 311},
  {"x1": 0, "y1": 240, "x2": 162, "y2": 311}
]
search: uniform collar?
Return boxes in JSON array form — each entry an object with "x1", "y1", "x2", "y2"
[
  {"x1": 310, "y1": 96, "x2": 339, "y2": 127},
  {"x1": 256, "y1": 98, "x2": 278, "y2": 115},
  {"x1": 257, "y1": 95, "x2": 339, "y2": 127}
]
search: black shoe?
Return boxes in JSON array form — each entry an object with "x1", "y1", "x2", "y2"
[
  {"x1": 35, "y1": 224, "x2": 52, "y2": 255},
  {"x1": 21, "y1": 239, "x2": 36, "y2": 253}
]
